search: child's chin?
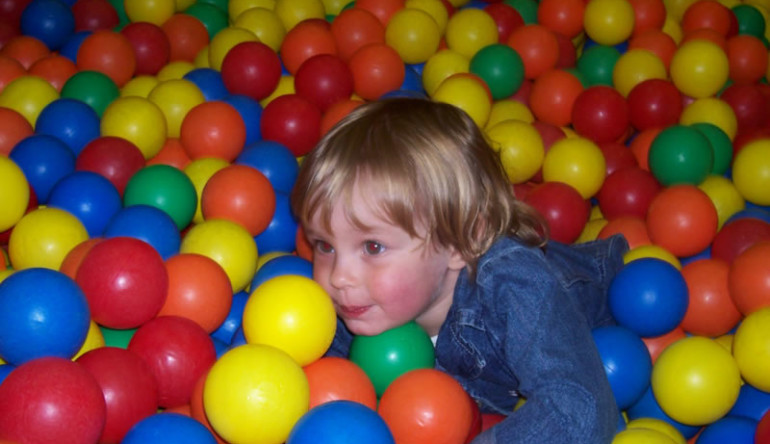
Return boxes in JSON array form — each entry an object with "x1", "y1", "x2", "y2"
[{"x1": 344, "y1": 319, "x2": 388, "y2": 337}]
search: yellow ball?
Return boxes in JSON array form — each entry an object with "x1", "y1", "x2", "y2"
[
  {"x1": 260, "y1": 75, "x2": 295, "y2": 107},
  {"x1": 651, "y1": 336, "x2": 741, "y2": 426},
  {"x1": 8, "y1": 207, "x2": 89, "y2": 271},
  {"x1": 486, "y1": 99, "x2": 535, "y2": 128},
  {"x1": 148, "y1": 79, "x2": 206, "y2": 138},
  {"x1": 173, "y1": 0, "x2": 194, "y2": 12},
  {"x1": 432, "y1": 74, "x2": 491, "y2": 128},
  {"x1": 584, "y1": 0, "x2": 636, "y2": 46},
  {"x1": 204, "y1": 343, "x2": 309, "y2": 444},
  {"x1": 124, "y1": 0, "x2": 176, "y2": 25},
  {"x1": 72, "y1": 320, "x2": 106, "y2": 360},
  {"x1": 733, "y1": 307, "x2": 770, "y2": 392},
  {"x1": 664, "y1": 0, "x2": 699, "y2": 21},
  {"x1": 101, "y1": 96, "x2": 168, "y2": 159},
  {"x1": 486, "y1": 119, "x2": 544, "y2": 184},
  {"x1": 229, "y1": 0, "x2": 276, "y2": 23},
  {"x1": 612, "y1": 428, "x2": 678, "y2": 444},
  {"x1": 612, "y1": 49, "x2": 668, "y2": 97},
  {"x1": 406, "y1": 0, "x2": 449, "y2": 33},
  {"x1": 576, "y1": 218, "x2": 609, "y2": 243},
  {"x1": 274, "y1": 0, "x2": 325, "y2": 30},
  {"x1": 0, "y1": 156, "x2": 30, "y2": 232},
  {"x1": 697, "y1": 174, "x2": 745, "y2": 230},
  {"x1": 680, "y1": 98, "x2": 737, "y2": 140},
  {"x1": 445, "y1": 8, "x2": 499, "y2": 59},
  {"x1": 732, "y1": 138, "x2": 770, "y2": 206},
  {"x1": 234, "y1": 7, "x2": 287, "y2": 52},
  {"x1": 194, "y1": 46, "x2": 210, "y2": 68},
  {"x1": 421, "y1": 49, "x2": 470, "y2": 97},
  {"x1": 208, "y1": 26, "x2": 258, "y2": 71},
  {"x1": 661, "y1": 13, "x2": 683, "y2": 44},
  {"x1": 121, "y1": 75, "x2": 160, "y2": 98},
  {"x1": 623, "y1": 244, "x2": 682, "y2": 269},
  {"x1": 670, "y1": 40, "x2": 729, "y2": 99},
  {"x1": 542, "y1": 137, "x2": 606, "y2": 199},
  {"x1": 243, "y1": 275, "x2": 336, "y2": 366},
  {"x1": 321, "y1": 0, "x2": 347, "y2": 15},
  {"x1": 156, "y1": 60, "x2": 196, "y2": 81},
  {"x1": 386, "y1": 8, "x2": 442, "y2": 64},
  {"x1": 625, "y1": 418, "x2": 686, "y2": 444},
  {"x1": 0, "y1": 75, "x2": 59, "y2": 128},
  {"x1": 180, "y1": 219, "x2": 258, "y2": 292},
  {"x1": 183, "y1": 157, "x2": 231, "y2": 224}
]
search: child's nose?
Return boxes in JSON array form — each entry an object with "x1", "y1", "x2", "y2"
[{"x1": 329, "y1": 257, "x2": 355, "y2": 289}]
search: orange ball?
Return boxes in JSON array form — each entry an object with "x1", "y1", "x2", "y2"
[
  {"x1": 646, "y1": 185, "x2": 718, "y2": 258},
  {"x1": 0, "y1": 55, "x2": 27, "y2": 93},
  {"x1": 628, "y1": 127, "x2": 662, "y2": 171},
  {"x1": 180, "y1": 101, "x2": 246, "y2": 162},
  {"x1": 201, "y1": 164, "x2": 276, "y2": 237},
  {"x1": 189, "y1": 371, "x2": 226, "y2": 443},
  {"x1": 528, "y1": 69, "x2": 583, "y2": 127},
  {"x1": 304, "y1": 357, "x2": 378, "y2": 410},
  {"x1": 597, "y1": 216, "x2": 651, "y2": 249},
  {"x1": 0, "y1": 106, "x2": 33, "y2": 156},
  {"x1": 280, "y1": 18, "x2": 337, "y2": 75},
  {"x1": 680, "y1": 0, "x2": 733, "y2": 37},
  {"x1": 354, "y1": 0, "x2": 406, "y2": 26},
  {"x1": 537, "y1": 0, "x2": 586, "y2": 39},
  {"x1": 506, "y1": 24, "x2": 560, "y2": 79},
  {"x1": 680, "y1": 258, "x2": 742, "y2": 337},
  {"x1": 76, "y1": 30, "x2": 137, "y2": 87},
  {"x1": 59, "y1": 238, "x2": 103, "y2": 280},
  {"x1": 681, "y1": 28, "x2": 727, "y2": 50},
  {"x1": 146, "y1": 138, "x2": 192, "y2": 169},
  {"x1": 378, "y1": 368, "x2": 474, "y2": 444},
  {"x1": 628, "y1": 0, "x2": 667, "y2": 36},
  {"x1": 348, "y1": 42, "x2": 405, "y2": 100},
  {"x1": 157, "y1": 253, "x2": 234, "y2": 333},
  {"x1": 161, "y1": 14, "x2": 210, "y2": 63},
  {"x1": 628, "y1": 29, "x2": 677, "y2": 70},
  {"x1": 0, "y1": 35, "x2": 50, "y2": 69},
  {"x1": 330, "y1": 8, "x2": 385, "y2": 62},
  {"x1": 320, "y1": 98, "x2": 364, "y2": 136},
  {"x1": 729, "y1": 241, "x2": 770, "y2": 316},
  {"x1": 28, "y1": 55, "x2": 78, "y2": 92},
  {"x1": 642, "y1": 326, "x2": 686, "y2": 364},
  {"x1": 726, "y1": 34, "x2": 768, "y2": 84}
]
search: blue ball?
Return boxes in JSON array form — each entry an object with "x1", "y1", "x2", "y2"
[
  {"x1": 608, "y1": 258, "x2": 689, "y2": 337},
  {"x1": 592, "y1": 325, "x2": 652, "y2": 410},
  {"x1": 726, "y1": 207, "x2": 770, "y2": 225},
  {"x1": 254, "y1": 192, "x2": 299, "y2": 255},
  {"x1": 48, "y1": 171, "x2": 123, "y2": 237},
  {"x1": 728, "y1": 383, "x2": 770, "y2": 421},
  {"x1": 287, "y1": 400, "x2": 395, "y2": 444},
  {"x1": 696, "y1": 416, "x2": 757, "y2": 444},
  {"x1": 0, "y1": 268, "x2": 90, "y2": 366},
  {"x1": 210, "y1": 290, "x2": 248, "y2": 345},
  {"x1": 626, "y1": 386, "x2": 701, "y2": 439},
  {"x1": 20, "y1": 0, "x2": 74, "y2": 50},
  {"x1": 9, "y1": 134, "x2": 76, "y2": 204},
  {"x1": 400, "y1": 64, "x2": 426, "y2": 95},
  {"x1": 223, "y1": 94, "x2": 263, "y2": 145},
  {"x1": 236, "y1": 140, "x2": 299, "y2": 194},
  {"x1": 59, "y1": 30, "x2": 91, "y2": 62},
  {"x1": 250, "y1": 255, "x2": 313, "y2": 291},
  {"x1": 36, "y1": 98, "x2": 101, "y2": 156},
  {"x1": 183, "y1": 68, "x2": 228, "y2": 101},
  {"x1": 0, "y1": 363, "x2": 16, "y2": 385},
  {"x1": 122, "y1": 413, "x2": 217, "y2": 444},
  {"x1": 103, "y1": 204, "x2": 181, "y2": 260}
]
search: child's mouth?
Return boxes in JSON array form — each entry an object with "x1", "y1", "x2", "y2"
[{"x1": 338, "y1": 305, "x2": 370, "y2": 318}]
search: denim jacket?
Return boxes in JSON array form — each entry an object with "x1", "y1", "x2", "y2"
[{"x1": 326, "y1": 234, "x2": 629, "y2": 444}]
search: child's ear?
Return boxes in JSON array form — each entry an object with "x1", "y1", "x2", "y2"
[{"x1": 448, "y1": 248, "x2": 467, "y2": 271}]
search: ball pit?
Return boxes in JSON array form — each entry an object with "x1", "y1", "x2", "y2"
[{"x1": 1, "y1": 0, "x2": 770, "y2": 442}]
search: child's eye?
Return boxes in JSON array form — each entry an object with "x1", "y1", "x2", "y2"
[
  {"x1": 364, "y1": 241, "x2": 384, "y2": 255},
  {"x1": 315, "y1": 241, "x2": 334, "y2": 254}
]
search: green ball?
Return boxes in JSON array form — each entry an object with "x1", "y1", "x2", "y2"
[
  {"x1": 470, "y1": 44, "x2": 524, "y2": 100},
  {"x1": 648, "y1": 125, "x2": 714, "y2": 186},
  {"x1": 123, "y1": 165, "x2": 198, "y2": 230},
  {"x1": 577, "y1": 45, "x2": 621, "y2": 87},
  {"x1": 732, "y1": 4, "x2": 766, "y2": 39},
  {"x1": 691, "y1": 122, "x2": 733, "y2": 176},
  {"x1": 61, "y1": 71, "x2": 120, "y2": 117},
  {"x1": 505, "y1": 0, "x2": 538, "y2": 24},
  {"x1": 99, "y1": 326, "x2": 136, "y2": 349},
  {"x1": 349, "y1": 321, "x2": 435, "y2": 397},
  {"x1": 185, "y1": 3, "x2": 228, "y2": 39}
]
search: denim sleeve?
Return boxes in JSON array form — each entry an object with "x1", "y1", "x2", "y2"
[
  {"x1": 324, "y1": 316, "x2": 354, "y2": 358},
  {"x1": 472, "y1": 252, "x2": 618, "y2": 443}
]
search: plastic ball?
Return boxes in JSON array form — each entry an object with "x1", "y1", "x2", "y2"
[
  {"x1": 0, "y1": 357, "x2": 106, "y2": 444},
  {"x1": 572, "y1": 85, "x2": 630, "y2": 144},
  {"x1": 122, "y1": 412, "x2": 216, "y2": 444},
  {"x1": 355, "y1": 0, "x2": 404, "y2": 25},
  {"x1": 253, "y1": 191, "x2": 299, "y2": 255},
  {"x1": 537, "y1": 0, "x2": 585, "y2": 38},
  {"x1": 612, "y1": 49, "x2": 668, "y2": 97},
  {"x1": 584, "y1": 0, "x2": 635, "y2": 45},
  {"x1": 648, "y1": 124, "x2": 713, "y2": 186},
  {"x1": 303, "y1": 357, "x2": 378, "y2": 410},
  {"x1": 232, "y1": 6, "x2": 286, "y2": 53},
  {"x1": 506, "y1": 24, "x2": 560, "y2": 79},
  {"x1": 1, "y1": 35, "x2": 51, "y2": 70},
  {"x1": 646, "y1": 184, "x2": 718, "y2": 257},
  {"x1": 485, "y1": 119, "x2": 544, "y2": 184},
  {"x1": 288, "y1": 400, "x2": 393, "y2": 444},
  {"x1": 182, "y1": 157, "x2": 229, "y2": 224},
  {"x1": 732, "y1": 138, "x2": 770, "y2": 206},
  {"x1": 294, "y1": 53, "x2": 354, "y2": 112},
  {"x1": 652, "y1": 336, "x2": 741, "y2": 425},
  {"x1": 35, "y1": 97, "x2": 100, "y2": 156},
  {"x1": 71, "y1": 0, "x2": 119, "y2": 32},
  {"x1": 9, "y1": 134, "x2": 74, "y2": 205},
  {"x1": 734, "y1": 308, "x2": 770, "y2": 392},
  {"x1": 623, "y1": 244, "x2": 681, "y2": 269},
  {"x1": 0, "y1": 155, "x2": 29, "y2": 232},
  {"x1": 592, "y1": 325, "x2": 652, "y2": 409},
  {"x1": 483, "y1": 2, "x2": 524, "y2": 42},
  {"x1": 61, "y1": 69, "x2": 120, "y2": 117},
  {"x1": 146, "y1": 79, "x2": 204, "y2": 138},
  {"x1": 250, "y1": 254, "x2": 312, "y2": 291},
  {"x1": 220, "y1": 41, "x2": 281, "y2": 102},
  {"x1": 669, "y1": 40, "x2": 729, "y2": 99},
  {"x1": 378, "y1": 368, "x2": 474, "y2": 444},
  {"x1": 260, "y1": 93, "x2": 322, "y2": 157},
  {"x1": 729, "y1": 241, "x2": 770, "y2": 316},
  {"x1": 628, "y1": 127, "x2": 661, "y2": 170},
  {"x1": 8, "y1": 207, "x2": 88, "y2": 270},
  {"x1": 19, "y1": 0, "x2": 74, "y2": 50},
  {"x1": 180, "y1": 218, "x2": 258, "y2": 292},
  {"x1": 680, "y1": 258, "x2": 741, "y2": 337},
  {"x1": 76, "y1": 30, "x2": 136, "y2": 87},
  {"x1": 444, "y1": 7, "x2": 498, "y2": 59},
  {"x1": 523, "y1": 181, "x2": 590, "y2": 244},
  {"x1": 680, "y1": 97, "x2": 737, "y2": 142},
  {"x1": 48, "y1": 171, "x2": 122, "y2": 237},
  {"x1": 182, "y1": 67, "x2": 228, "y2": 101},
  {"x1": 697, "y1": 174, "x2": 744, "y2": 230},
  {"x1": 432, "y1": 73, "x2": 492, "y2": 128},
  {"x1": 101, "y1": 96, "x2": 167, "y2": 159},
  {"x1": 600, "y1": 141, "x2": 638, "y2": 177},
  {"x1": 236, "y1": 140, "x2": 299, "y2": 194},
  {"x1": 184, "y1": 2, "x2": 227, "y2": 41},
  {"x1": 0, "y1": 75, "x2": 59, "y2": 127},
  {"x1": 104, "y1": 205, "x2": 180, "y2": 260},
  {"x1": 697, "y1": 416, "x2": 757, "y2": 444},
  {"x1": 730, "y1": 384, "x2": 770, "y2": 423},
  {"x1": 612, "y1": 428, "x2": 680, "y2": 443},
  {"x1": 161, "y1": 13, "x2": 209, "y2": 62},
  {"x1": 27, "y1": 54, "x2": 76, "y2": 92},
  {"x1": 123, "y1": 164, "x2": 197, "y2": 230},
  {"x1": 528, "y1": 68, "x2": 583, "y2": 127},
  {"x1": 279, "y1": 18, "x2": 336, "y2": 76},
  {"x1": 624, "y1": 417, "x2": 687, "y2": 444},
  {"x1": 711, "y1": 217, "x2": 770, "y2": 264},
  {"x1": 597, "y1": 167, "x2": 661, "y2": 220},
  {"x1": 120, "y1": 21, "x2": 170, "y2": 76},
  {"x1": 124, "y1": 0, "x2": 174, "y2": 25},
  {"x1": 329, "y1": 7, "x2": 384, "y2": 63},
  {"x1": 385, "y1": 7, "x2": 441, "y2": 64},
  {"x1": 542, "y1": 136, "x2": 606, "y2": 199},
  {"x1": 76, "y1": 347, "x2": 159, "y2": 443},
  {"x1": 348, "y1": 42, "x2": 406, "y2": 100},
  {"x1": 0, "y1": 107, "x2": 33, "y2": 156},
  {"x1": 75, "y1": 136, "x2": 146, "y2": 196},
  {"x1": 203, "y1": 344, "x2": 309, "y2": 444},
  {"x1": 349, "y1": 321, "x2": 435, "y2": 397},
  {"x1": 626, "y1": 385, "x2": 702, "y2": 439},
  {"x1": 576, "y1": 44, "x2": 621, "y2": 87}
]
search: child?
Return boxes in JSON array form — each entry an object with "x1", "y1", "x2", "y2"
[{"x1": 290, "y1": 98, "x2": 629, "y2": 443}]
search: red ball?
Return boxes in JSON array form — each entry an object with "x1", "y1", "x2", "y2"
[
  {"x1": 757, "y1": 408, "x2": 770, "y2": 444},
  {"x1": 304, "y1": 357, "x2": 378, "y2": 410},
  {"x1": 599, "y1": 141, "x2": 639, "y2": 177},
  {"x1": 76, "y1": 30, "x2": 136, "y2": 87},
  {"x1": 598, "y1": 216, "x2": 651, "y2": 249},
  {"x1": 161, "y1": 13, "x2": 209, "y2": 62},
  {"x1": 121, "y1": 21, "x2": 171, "y2": 76},
  {"x1": 572, "y1": 85, "x2": 630, "y2": 143},
  {"x1": 221, "y1": 41, "x2": 282, "y2": 101},
  {"x1": 627, "y1": 78, "x2": 683, "y2": 131},
  {"x1": 537, "y1": 0, "x2": 586, "y2": 38},
  {"x1": 484, "y1": 3, "x2": 524, "y2": 43},
  {"x1": 75, "y1": 237, "x2": 169, "y2": 329},
  {"x1": 180, "y1": 101, "x2": 247, "y2": 162},
  {"x1": 646, "y1": 185, "x2": 718, "y2": 257},
  {"x1": 523, "y1": 181, "x2": 590, "y2": 244},
  {"x1": 378, "y1": 369, "x2": 475, "y2": 444},
  {"x1": 295, "y1": 53, "x2": 354, "y2": 112},
  {"x1": 711, "y1": 217, "x2": 770, "y2": 263},
  {"x1": 128, "y1": 315, "x2": 217, "y2": 408},
  {"x1": 260, "y1": 93, "x2": 322, "y2": 157},
  {"x1": 71, "y1": 0, "x2": 119, "y2": 32},
  {"x1": 628, "y1": 0, "x2": 667, "y2": 36},
  {"x1": 680, "y1": 258, "x2": 742, "y2": 337},
  {"x1": 720, "y1": 83, "x2": 770, "y2": 137},
  {"x1": 597, "y1": 167, "x2": 662, "y2": 220},
  {"x1": 348, "y1": 42, "x2": 405, "y2": 101},
  {"x1": 0, "y1": 357, "x2": 106, "y2": 444},
  {"x1": 76, "y1": 136, "x2": 147, "y2": 196},
  {"x1": 76, "y1": 347, "x2": 159, "y2": 443},
  {"x1": 280, "y1": 18, "x2": 337, "y2": 75}
]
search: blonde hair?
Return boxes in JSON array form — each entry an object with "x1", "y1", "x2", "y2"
[{"x1": 290, "y1": 98, "x2": 546, "y2": 273}]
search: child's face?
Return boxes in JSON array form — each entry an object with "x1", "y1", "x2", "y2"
[{"x1": 304, "y1": 185, "x2": 466, "y2": 337}]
